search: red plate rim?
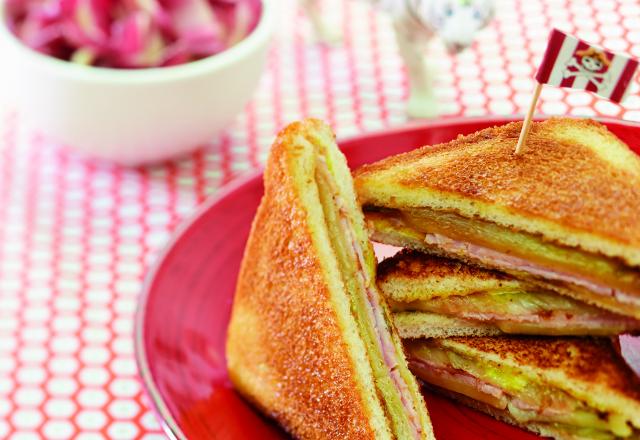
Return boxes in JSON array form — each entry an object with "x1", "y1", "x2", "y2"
[
  {"x1": 134, "y1": 169, "x2": 261, "y2": 440},
  {"x1": 134, "y1": 114, "x2": 640, "y2": 440}
]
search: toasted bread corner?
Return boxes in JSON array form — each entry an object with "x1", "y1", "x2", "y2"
[{"x1": 354, "y1": 118, "x2": 640, "y2": 267}]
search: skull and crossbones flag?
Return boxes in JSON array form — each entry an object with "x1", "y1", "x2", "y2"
[{"x1": 535, "y1": 29, "x2": 638, "y2": 103}]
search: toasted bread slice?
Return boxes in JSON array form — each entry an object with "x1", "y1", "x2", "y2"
[
  {"x1": 355, "y1": 119, "x2": 640, "y2": 319},
  {"x1": 355, "y1": 118, "x2": 640, "y2": 266},
  {"x1": 393, "y1": 312, "x2": 503, "y2": 338},
  {"x1": 406, "y1": 336, "x2": 640, "y2": 439},
  {"x1": 226, "y1": 119, "x2": 434, "y2": 440},
  {"x1": 379, "y1": 250, "x2": 640, "y2": 336},
  {"x1": 378, "y1": 249, "x2": 520, "y2": 302}
]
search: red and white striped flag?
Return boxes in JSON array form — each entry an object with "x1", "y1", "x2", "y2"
[{"x1": 535, "y1": 29, "x2": 639, "y2": 103}]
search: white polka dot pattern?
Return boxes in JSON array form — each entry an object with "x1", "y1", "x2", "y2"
[{"x1": 1, "y1": 0, "x2": 639, "y2": 438}]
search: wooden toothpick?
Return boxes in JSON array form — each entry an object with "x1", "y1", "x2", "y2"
[{"x1": 515, "y1": 82, "x2": 543, "y2": 155}]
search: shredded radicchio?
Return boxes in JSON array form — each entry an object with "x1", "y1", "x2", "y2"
[{"x1": 5, "y1": 0, "x2": 262, "y2": 68}]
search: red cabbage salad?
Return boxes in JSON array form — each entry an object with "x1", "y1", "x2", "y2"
[{"x1": 5, "y1": 0, "x2": 262, "y2": 68}]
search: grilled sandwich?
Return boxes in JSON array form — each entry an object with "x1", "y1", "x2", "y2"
[
  {"x1": 354, "y1": 118, "x2": 640, "y2": 319},
  {"x1": 405, "y1": 336, "x2": 640, "y2": 440},
  {"x1": 379, "y1": 250, "x2": 640, "y2": 338},
  {"x1": 226, "y1": 119, "x2": 434, "y2": 440}
]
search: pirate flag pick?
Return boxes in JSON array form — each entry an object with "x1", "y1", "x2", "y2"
[{"x1": 515, "y1": 28, "x2": 639, "y2": 154}]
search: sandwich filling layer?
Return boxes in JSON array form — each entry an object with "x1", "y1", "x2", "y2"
[
  {"x1": 389, "y1": 289, "x2": 640, "y2": 336},
  {"x1": 316, "y1": 157, "x2": 424, "y2": 439},
  {"x1": 365, "y1": 209, "x2": 640, "y2": 315},
  {"x1": 406, "y1": 340, "x2": 640, "y2": 439}
]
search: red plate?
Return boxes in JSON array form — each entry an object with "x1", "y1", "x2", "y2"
[{"x1": 135, "y1": 116, "x2": 640, "y2": 440}]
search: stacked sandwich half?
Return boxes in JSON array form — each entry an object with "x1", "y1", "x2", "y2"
[{"x1": 353, "y1": 118, "x2": 640, "y2": 440}]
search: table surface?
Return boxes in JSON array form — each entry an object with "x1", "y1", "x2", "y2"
[{"x1": 1, "y1": 0, "x2": 640, "y2": 438}]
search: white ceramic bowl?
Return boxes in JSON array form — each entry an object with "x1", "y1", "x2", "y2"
[{"x1": 0, "y1": 0, "x2": 274, "y2": 165}]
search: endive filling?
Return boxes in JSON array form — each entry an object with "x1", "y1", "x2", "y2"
[
  {"x1": 390, "y1": 289, "x2": 640, "y2": 336},
  {"x1": 316, "y1": 157, "x2": 423, "y2": 439},
  {"x1": 363, "y1": 208, "x2": 640, "y2": 302},
  {"x1": 406, "y1": 341, "x2": 638, "y2": 439}
]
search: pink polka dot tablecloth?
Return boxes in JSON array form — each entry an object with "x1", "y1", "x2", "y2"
[{"x1": 1, "y1": 0, "x2": 640, "y2": 438}]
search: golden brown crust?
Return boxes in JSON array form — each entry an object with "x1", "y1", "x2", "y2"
[
  {"x1": 377, "y1": 249, "x2": 510, "y2": 284},
  {"x1": 354, "y1": 118, "x2": 640, "y2": 253},
  {"x1": 393, "y1": 311, "x2": 504, "y2": 339},
  {"x1": 226, "y1": 120, "x2": 377, "y2": 439},
  {"x1": 440, "y1": 336, "x2": 640, "y2": 402}
]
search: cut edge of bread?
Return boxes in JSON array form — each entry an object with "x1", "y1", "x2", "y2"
[
  {"x1": 289, "y1": 123, "x2": 395, "y2": 439},
  {"x1": 393, "y1": 312, "x2": 503, "y2": 339}
]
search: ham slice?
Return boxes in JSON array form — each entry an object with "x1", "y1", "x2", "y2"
[
  {"x1": 319, "y1": 159, "x2": 423, "y2": 440},
  {"x1": 410, "y1": 358, "x2": 588, "y2": 426},
  {"x1": 409, "y1": 359, "x2": 508, "y2": 410},
  {"x1": 342, "y1": 214, "x2": 423, "y2": 440},
  {"x1": 424, "y1": 233, "x2": 640, "y2": 308}
]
